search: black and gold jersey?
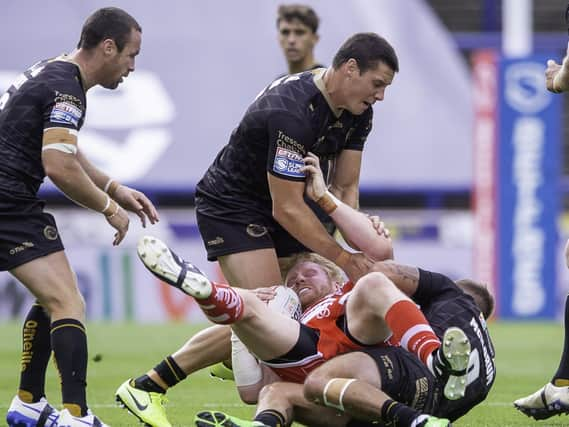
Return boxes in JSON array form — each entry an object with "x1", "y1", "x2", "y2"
[
  {"x1": 196, "y1": 68, "x2": 373, "y2": 220},
  {"x1": 0, "y1": 58, "x2": 86, "y2": 196},
  {"x1": 415, "y1": 269, "x2": 496, "y2": 421}
]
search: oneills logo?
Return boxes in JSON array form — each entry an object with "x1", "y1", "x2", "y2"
[{"x1": 21, "y1": 320, "x2": 38, "y2": 372}]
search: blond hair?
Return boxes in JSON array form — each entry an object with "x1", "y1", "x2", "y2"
[{"x1": 280, "y1": 252, "x2": 345, "y2": 284}]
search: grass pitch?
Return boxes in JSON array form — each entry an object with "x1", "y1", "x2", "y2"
[{"x1": 0, "y1": 321, "x2": 567, "y2": 426}]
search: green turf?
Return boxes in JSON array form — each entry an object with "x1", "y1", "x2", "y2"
[{"x1": 0, "y1": 321, "x2": 567, "y2": 426}]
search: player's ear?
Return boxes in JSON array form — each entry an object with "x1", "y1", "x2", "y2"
[{"x1": 101, "y1": 38, "x2": 117, "y2": 56}]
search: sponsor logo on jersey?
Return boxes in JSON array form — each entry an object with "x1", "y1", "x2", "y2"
[
  {"x1": 273, "y1": 147, "x2": 304, "y2": 178},
  {"x1": 54, "y1": 91, "x2": 83, "y2": 109},
  {"x1": 50, "y1": 101, "x2": 82, "y2": 127}
]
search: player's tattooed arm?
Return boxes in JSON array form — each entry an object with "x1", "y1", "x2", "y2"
[{"x1": 371, "y1": 261, "x2": 420, "y2": 297}]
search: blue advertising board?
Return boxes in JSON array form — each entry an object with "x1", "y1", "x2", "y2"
[{"x1": 498, "y1": 55, "x2": 561, "y2": 319}]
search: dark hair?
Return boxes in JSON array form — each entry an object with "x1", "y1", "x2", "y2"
[
  {"x1": 277, "y1": 4, "x2": 319, "y2": 33},
  {"x1": 77, "y1": 7, "x2": 141, "y2": 52},
  {"x1": 456, "y1": 279, "x2": 495, "y2": 319},
  {"x1": 332, "y1": 32, "x2": 399, "y2": 74}
]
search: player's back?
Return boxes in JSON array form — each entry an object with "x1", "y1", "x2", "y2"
[
  {"x1": 414, "y1": 270, "x2": 496, "y2": 421},
  {"x1": 0, "y1": 58, "x2": 85, "y2": 196}
]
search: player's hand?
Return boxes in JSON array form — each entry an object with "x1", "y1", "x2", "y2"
[
  {"x1": 338, "y1": 252, "x2": 376, "y2": 283},
  {"x1": 301, "y1": 152, "x2": 327, "y2": 201},
  {"x1": 104, "y1": 206, "x2": 129, "y2": 246},
  {"x1": 367, "y1": 215, "x2": 391, "y2": 239},
  {"x1": 252, "y1": 286, "x2": 278, "y2": 303},
  {"x1": 112, "y1": 185, "x2": 159, "y2": 228},
  {"x1": 546, "y1": 41, "x2": 569, "y2": 93}
]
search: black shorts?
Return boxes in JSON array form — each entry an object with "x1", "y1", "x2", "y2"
[
  {"x1": 358, "y1": 346, "x2": 441, "y2": 415},
  {"x1": 0, "y1": 194, "x2": 64, "y2": 271},
  {"x1": 195, "y1": 210, "x2": 307, "y2": 261}
]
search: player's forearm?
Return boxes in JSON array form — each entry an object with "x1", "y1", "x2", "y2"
[
  {"x1": 273, "y1": 202, "x2": 346, "y2": 262},
  {"x1": 330, "y1": 183, "x2": 359, "y2": 209},
  {"x1": 317, "y1": 192, "x2": 392, "y2": 261},
  {"x1": 76, "y1": 149, "x2": 112, "y2": 190},
  {"x1": 44, "y1": 153, "x2": 111, "y2": 213}
]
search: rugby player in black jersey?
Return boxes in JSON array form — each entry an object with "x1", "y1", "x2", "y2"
[
  {"x1": 114, "y1": 32, "x2": 398, "y2": 427},
  {"x1": 514, "y1": 38, "x2": 569, "y2": 420},
  {"x1": 277, "y1": 4, "x2": 324, "y2": 75},
  {"x1": 2, "y1": 7, "x2": 159, "y2": 427},
  {"x1": 196, "y1": 32, "x2": 398, "y2": 290}
]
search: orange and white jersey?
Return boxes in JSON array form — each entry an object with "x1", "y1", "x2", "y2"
[{"x1": 265, "y1": 281, "x2": 365, "y2": 383}]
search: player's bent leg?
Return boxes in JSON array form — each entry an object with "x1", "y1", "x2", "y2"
[
  {"x1": 433, "y1": 327, "x2": 471, "y2": 400},
  {"x1": 514, "y1": 383, "x2": 569, "y2": 420},
  {"x1": 115, "y1": 379, "x2": 171, "y2": 427},
  {"x1": 194, "y1": 411, "x2": 267, "y2": 427},
  {"x1": 6, "y1": 395, "x2": 59, "y2": 427},
  {"x1": 137, "y1": 236, "x2": 212, "y2": 299}
]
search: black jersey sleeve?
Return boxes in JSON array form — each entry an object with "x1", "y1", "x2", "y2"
[
  {"x1": 413, "y1": 268, "x2": 463, "y2": 306},
  {"x1": 42, "y1": 72, "x2": 85, "y2": 132},
  {"x1": 344, "y1": 107, "x2": 373, "y2": 151},
  {"x1": 266, "y1": 111, "x2": 314, "y2": 181}
]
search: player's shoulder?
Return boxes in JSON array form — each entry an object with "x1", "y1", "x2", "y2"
[
  {"x1": 261, "y1": 70, "x2": 320, "y2": 110},
  {"x1": 37, "y1": 58, "x2": 85, "y2": 98}
]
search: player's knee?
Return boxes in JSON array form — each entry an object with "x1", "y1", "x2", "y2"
[
  {"x1": 42, "y1": 285, "x2": 85, "y2": 317},
  {"x1": 353, "y1": 272, "x2": 392, "y2": 300},
  {"x1": 304, "y1": 369, "x2": 330, "y2": 404},
  {"x1": 258, "y1": 382, "x2": 281, "y2": 403}
]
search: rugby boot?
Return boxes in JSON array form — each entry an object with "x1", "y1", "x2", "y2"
[
  {"x1": 137, "y1": 236, "x2": 212, "y2": 299},
  {"x1": 433, "y1": 327, "x2": 471, "y2": 400},
  {"x1": 514, "y1": 382, "x2": 569, "y2": 420},
  {"x1": 6, "y1": 395, "x2": 59, "y2": 427},
  {"x1": 115, "y1": 379, "x2": 171, "y2": 427},
  {"x1": 194, "y1": 411, "x2": 268, "y2": 427}
]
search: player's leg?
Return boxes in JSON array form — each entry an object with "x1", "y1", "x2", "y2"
[
  {"x1": 347, "y1": 272, "x2": 470, "y2": 400},
  {"x1": 2, "y1": 212, "x2": 63, "y2": 427},
  {"x1": 116, "y1": 325, "x2": 231, "y2": 427},
  {"x1": 218, "y1": 249, "x2": 282, "y2": 289},
  {"x1": 10, "y1": 251, "x2": 107, "y2": 425},
  {"x1": 514, "y1": 294, "x2": 569, "y2": 419},
  {"x1": 196, "y1": 382, "x2": 350, "y2": 427},
  {"x1": 6, "y1": 302, "x2": 58, "y2": 427},
  {"x1": 347, "y1": 272, "x2": 441, "y2": 359},
  {"x1": 137, "y1": 235, "x2": 301, "y2": 359},
  {"x1": 304, "y1": 349, "x2": 450, "y2": 427}
]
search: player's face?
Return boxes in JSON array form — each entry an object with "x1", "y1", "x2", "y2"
[
  {"x1": 278, "y1": 19, "x2": 318, "y2": 65},
  {"x1": 285, "y1": 261, "x2": 336, "y2": 308},
  {"x1": 101, "y1": 28, "x2": 141, "y2": 89},
  {"x1": 343, "y1": 60, "x2": 395, "y2": 115}
]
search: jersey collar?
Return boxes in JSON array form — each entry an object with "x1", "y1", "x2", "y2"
[{"x1": 313, "y1": 68, "x2": 343, "y2": 118}]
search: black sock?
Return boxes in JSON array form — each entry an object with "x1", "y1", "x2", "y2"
[
  {"x1": 381, "y1": 399, "x2": 422, "y2": 427},
  {"x1": 51, "y1": 318, "x2": 88, "y2": 417},
  {"x1": 151, "y1": 356, "x2": 187, "y2": 388},
  {"x1": 17, "y1": 303, "x2": 51, "y2": 403},
  {"x1": 133, "y1": 375, "x2": 166, "y2": 394},
  {"x1": 254, "y1": 409, "x2": 286, "y2": 427},
  {"x1": 553, "y1": 295, "x2": 569, "y2": 386}
]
